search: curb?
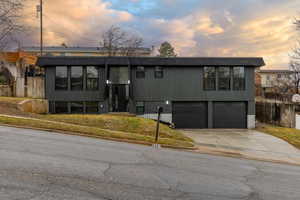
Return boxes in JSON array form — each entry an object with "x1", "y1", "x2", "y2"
[
  {"x1": 0, "y1": 123, "x2": 196, "y2": 150},
  {"x1": 192, "y1": 145, "x2": 300, "y2": 167}
]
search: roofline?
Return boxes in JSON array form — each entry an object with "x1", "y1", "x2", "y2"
[
  {"x1": 19, "y1": 46, "x2": 152, "y2": 53},
  {"x1": 36, "y1": 56, "x2": 266, "y2": 67}
]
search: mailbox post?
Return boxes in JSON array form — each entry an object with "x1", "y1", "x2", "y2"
[{"x1": 153, "y1": 106, "x2": 163, "y2": 148}]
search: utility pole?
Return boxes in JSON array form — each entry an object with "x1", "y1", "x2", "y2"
[{"x1": 37, "y1": 0, "x2": 43, "y2": 56}]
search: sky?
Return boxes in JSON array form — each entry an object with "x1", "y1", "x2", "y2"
[{"x1": 21, "y1": 0, "x2": 300, "y2": 69}]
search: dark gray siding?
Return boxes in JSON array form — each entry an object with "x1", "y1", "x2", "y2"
[
  {"x1": 131, "y1": 66, "x2": 256, "y2": 115},
  {"x1": 45, "y1": 66, "x2": 106, "y2": 102}
]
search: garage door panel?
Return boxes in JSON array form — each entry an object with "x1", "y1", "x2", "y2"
[
  {"x1": 173, "y1": 102, "x2": 208, "y2": 129},
  {"x1": 213, "y1": 102, "x2": 247, "y2": 128}
]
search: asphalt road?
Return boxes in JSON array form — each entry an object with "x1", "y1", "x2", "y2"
[{"x1": 1, "y1": 126, "x2": 300, "y2": 200}]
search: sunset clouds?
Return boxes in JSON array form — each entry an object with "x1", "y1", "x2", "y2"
[{"x1": 21, "y1": 0, "x2": 300, "y2": 69}]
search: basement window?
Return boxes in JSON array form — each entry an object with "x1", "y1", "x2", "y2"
[
  {"x1": 136, "y1": 102, "x2": 145, "y2": 115},
  {"x1": 55, "y1": 102, "x2": 69, "y2": 113},
  {"x1": 86, "y1": 102, "x2": 99, "y2": 113},
  {"x1": 71, "y1": 102, "x2": 84, "y2": 113}
]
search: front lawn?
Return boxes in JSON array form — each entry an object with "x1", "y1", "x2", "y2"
[
  {"x1": 0, "y1": 115, "x2": 194, "y2": 148},
  {"x1": 40, "y1": 114, "x2": 189, "y2": 142},
  {"x1": 0, "y1": 97, "x2": 194, "y2": 148},
  {"x1": 256, "y1": 125, "x2": 300, "y2": 149}
]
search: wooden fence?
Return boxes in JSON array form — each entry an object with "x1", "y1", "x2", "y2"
[
  {"x1": 26, "y1": 77, "x2": 45, "y2": 99},
  {"x1": 256, "y1": 101, "x2": 295, "y2": 128}
]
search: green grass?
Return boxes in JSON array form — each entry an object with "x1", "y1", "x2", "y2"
[
  {"x1": 40, "y1": 114, "x2": 191, "y2": 142},
  {"x1": 0, "y1": 116, "x2": 194, "y2": 148},
  {"x1": 256, "y1": 125, "x2": 300, "y2": 149},
  {"x1": 0, "y1": 97, "x2": 194, "y2": 148}
]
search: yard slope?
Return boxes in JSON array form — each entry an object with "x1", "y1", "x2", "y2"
[{"x1": 0, "y1": 97, "x2": 194, "y2": 148}]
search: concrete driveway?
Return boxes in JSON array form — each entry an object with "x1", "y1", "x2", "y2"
[{"x1": 181, "y1": 129, "x2": 300, "y2": 165}]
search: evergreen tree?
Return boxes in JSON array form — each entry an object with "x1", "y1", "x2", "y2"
[{"x1": 157, "y1": 42, "x2": 177, "y2": 57}]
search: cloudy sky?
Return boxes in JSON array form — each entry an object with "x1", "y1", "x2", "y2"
[{"x1": 22, "y1": 0, "x2": 300, "y2": 69}]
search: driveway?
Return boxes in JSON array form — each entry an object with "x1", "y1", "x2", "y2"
[
  {"x1": 1, "y1": 126, "x2": 300, "y2": 199},
  {"x1": 181, "y1": 129, "x2": 300, "y2": 165}
]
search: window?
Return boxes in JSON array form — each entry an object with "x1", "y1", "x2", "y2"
[
  {"x1": 86, "y1": 66, "x2": 99, "y2": 90},
  {"x1": 109, "y1": 67, "x2": 129, "y2": 84},
  {"x1": 71, "y1": 102, "x2": 84, "y2": 113},
  {"x1": 277, "y1": 74, "x2": 282, "y2": 79},
  {"x1": 86, "y1": 102, "x2": 99, "y2": 113},
  {"x1": 233, "y1": 67, "x2": 245, "y2": 90},
  {"x1": 136, "y1": 66, "x2": 145, "y2": 78},
  {"x1": 71, "y1": 66, "x2": 83, "y2": 90},
  {"x1": 218, "y1": 67, "x2": 231, "y2": 90},
  {"x1": 203, "y1": 67, "x2": 216, "y2": 90},
  {"x1": 136, "y1": 102, "x2": 145, "y2": 115},
  {"x1": 55, "y1": 102, "x2": 68, "y2": 113},
  {"x1": 55, "y1": 66, "x2": 68, "y2": 90},
  {"x1": 154, "y1": 66, "x2": 163, "y2": 79}
]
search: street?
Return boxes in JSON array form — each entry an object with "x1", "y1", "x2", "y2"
[{"x1": 0, "y1": 126, "x2": 300, "y2": 200}]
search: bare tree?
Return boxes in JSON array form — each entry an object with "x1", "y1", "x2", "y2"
[
  {"x1": 100, "y1": 26, "x2": 144, "y2": 56},
  {"x1": 0, "y1": 0, "x2": 25, "y2": 50},
  {"x1": 290, "y1": 60, "x2": 300, "y2": 93},
  {"x1": 290, "y1": 18, "x2": 300, "y2": 93}
]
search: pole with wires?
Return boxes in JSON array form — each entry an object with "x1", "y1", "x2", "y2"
[
  {"x1": 37, "y1": 0, "x2": 43, "y2": 56},
  {"x1": 40, "y1": 0, "x2": 43, "y2": 56}
]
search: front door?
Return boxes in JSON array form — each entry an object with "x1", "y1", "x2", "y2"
[{"x1": 110, "y1": 84, "x2": 129, "y2": 112}]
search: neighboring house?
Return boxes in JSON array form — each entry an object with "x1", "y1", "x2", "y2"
[
  {"x1": 255, "y1": 72, "x2": 262, "y2": 96},
  {"x1": 0, "y1": 52, "x2": 38, "y2": 97},
  {"x1": 19, "y1": 46, "x2": 153, "y2": 57},
  {"x1": 37, "y1": 56, "x2": 265, "y2": 129},
  {"x1": 257, "y1": 69, "x2": 294, "y2": 93}
]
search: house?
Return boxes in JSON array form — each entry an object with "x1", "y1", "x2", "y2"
[
  {"x1": 0, "y1": 52, "x2": 38, "y2": 97},
  {"x1": 19, "y1": 46, "x2": 153, "y2": 57},
  {"x1": 36, "y1": 56, "x2": 265, "y2": 129},
  {"x1": 257, "y1": 69, "x2": 294, "y2": 93}
]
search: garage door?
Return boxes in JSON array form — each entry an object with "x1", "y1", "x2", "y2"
[
  {"x1": 213, "y1": 102, "x2": 247, "y2": 128},
  {"x1": 173, "y1": 102, "x2": 208, "y2": 129}
]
